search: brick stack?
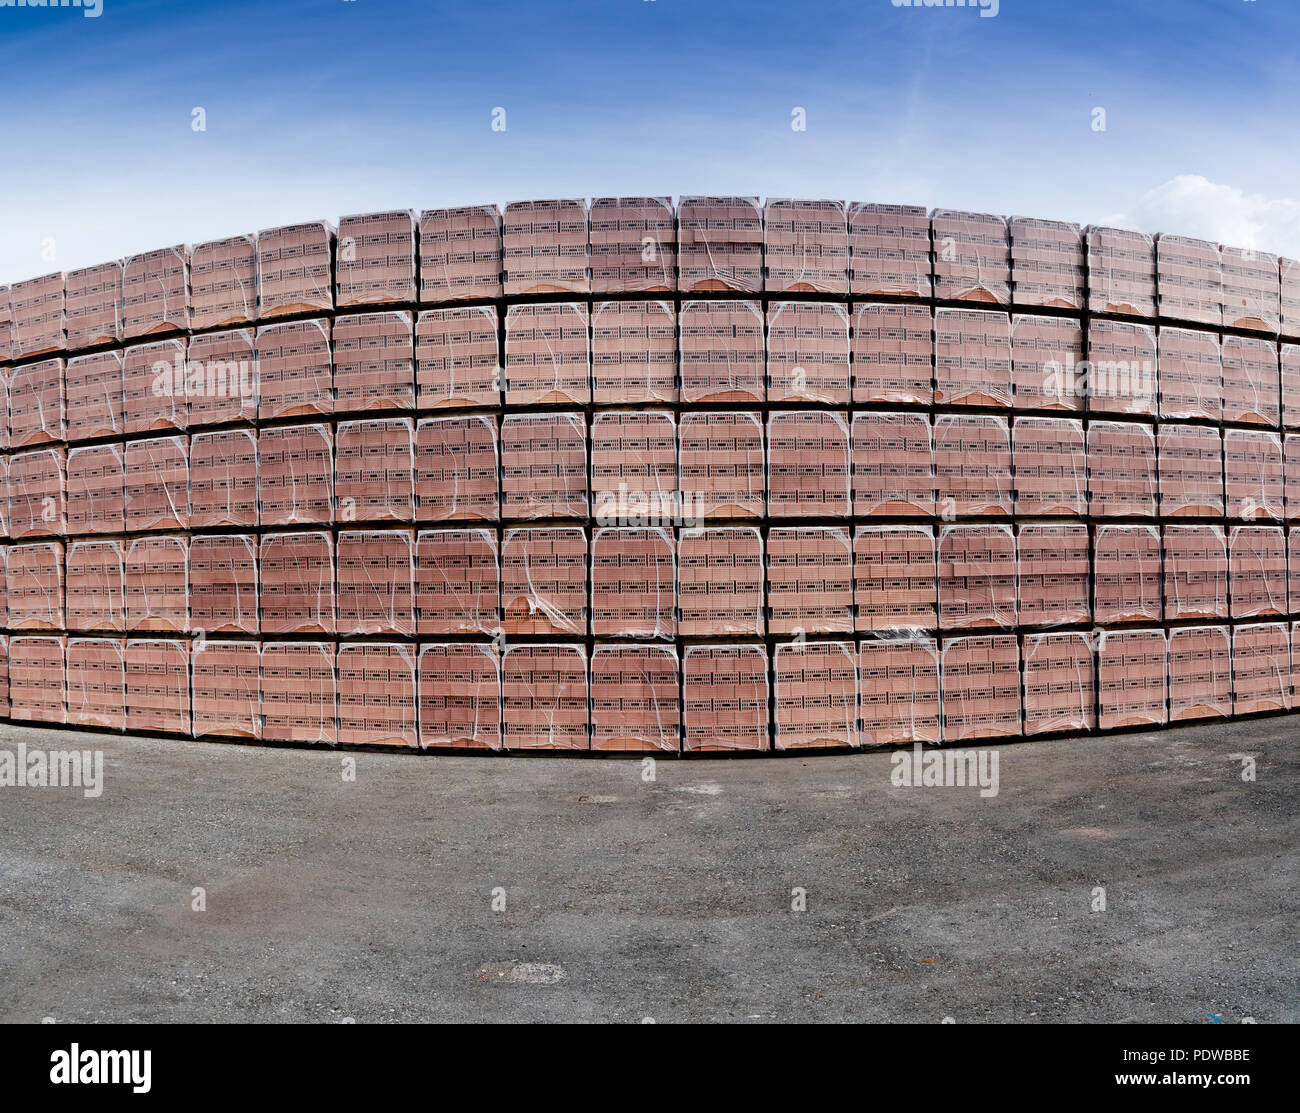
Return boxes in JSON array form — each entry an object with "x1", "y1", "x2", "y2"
[
  {"x1": 190, "y1": 235, "x2": 258, "y2": 329},
  {"x1": 258, "y1": 222, "x2": 334, "y2": 317},
  {"x1": 4, "y1": 196, "x2": 1300, "y2": 755},
  {"x1": 336, "y1": 210, "x2": 416, "y2": 307}
]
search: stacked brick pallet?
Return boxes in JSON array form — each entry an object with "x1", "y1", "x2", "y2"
[{"x1": 3, "y1": 198, "x2": 1300, "y2": 752}]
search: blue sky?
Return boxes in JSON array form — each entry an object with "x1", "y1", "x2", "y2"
[{"x1": 1, "y1": 0, "x2": 1298, "y2": 279}]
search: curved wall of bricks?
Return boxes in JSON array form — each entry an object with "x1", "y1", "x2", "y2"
[{"x1": 0, "y1": 197, "x2": 1298, "y2": 750}]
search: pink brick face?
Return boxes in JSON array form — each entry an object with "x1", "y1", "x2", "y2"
[
  {"x1": 1156, "y1": 234, "x2": 1221, "y2": 326},
  {"x1": 67, "y1": 638, "x2": 125, "y2": 730},
  {"x1": 684, "y1": 646, "x2": 769, "y2": 751},
  {"x1": 123, "y1": 246, "x2": 189, "y2": 337},
  {"x1": 64, "y1": 260, "x2": 122, "y2": 350},
  {"x1": 938, "y1": 525, "x2": 1016, "y2": 630},
  {"x1": 775, "y1": 642, "x2": 857, "y2": 749},
  {"x1": 502, "y1": 645, "x2": 588, "y2": 750},
  {"x1": 189, "y1": 429, "x2": 258, "y2": 528},
  {"x1": 1012, "y1": 417, "x2": 1085, "y2": 515},
  {"x1": 1232, "y1": 623, "x2": 1292, "y2": 715},
  {"x1": 848, "y1": 203, "x2": 930, "y2": 297},
  {"x1": 190, "y1": 235, "x2": 258, "y2": 329},
  {"x1": 65, "y1": 351, "x2": 124, "y2": 440},
  {"x1": 1094, "y1": 526, "x2": 1162, "y2": 624},
  {"x1": 501, "y1": 528, "x2": 586, "y2": 636},
  {"x1": 335, "y1": 418, "x2": 415, "y2": 523},
  {"x1": 1157, "y1": 424, "x2": 1223, "y2": 516},
  {"x1": 1163, "y1": 526, "x2": 1228, "y2": 621},
  {"x1": 1158, "y1": 328, "x2": 1221, "y2": 421},
  {"x1": 941, "y1": 635, "x2": 1021, "y2": 741},
  {"x1": 415, "y1": 415, "x2": 498, "y2": 522},
  {"x1": 1087, "y1": 227, "x2": 1155, "y2": 317},
  {"x1": 257, "y1": 222, "x2": 334, "y2": 317},
  {"x1": 186, "y1": 329, "x2": 258, "y2": 427},
  {"x1": 261, "y1": 642, "x2": 336, "y2": 744},
  {"x1": 934, "y1": 415, "x2": 1011, "y2": 516},
  {"x1": 931, "y1": 210, "x2": 1010, "y2": 304},
  {"x1": 503, "y1": 199, "x2": 589, "y2": 296},
  {"x1": 1022, "y1": 632, "x2": 1095, "y2": 736},
  {"x1": 66, "y1": 541, "x2": 125, "y2": 632},
  {"x1": 935, "y1": 308, "x2": 1012, "y2": 406},
  {"x1": 591, "y1": 301, "x2": 677, "y2": 404},
  {"x1": 418, "y1": 205, "x2": 502, "y2": 302},
  {"x1": 853, "y1": 411, "x2": 934, "y2": 516},
  {"x1": 415, "y1": 530, "x2": 499, "y2": 636},
  {"x1": 1017, "y1": 524, "x2": 1090, "y2": 627},
  {"x1": 125, "y1": 537, "x2": 188, "y2": 633},
  {"x1": 192, "y1": 641, "x2": 260, "y2": 739},
  {"x1": 679, "y1": 411, "x2": 764, "y2": 519},
  {"x1": 336, "y1": 531, "x2": 415, "y2": 636},
  {"x1": 1010, "y1": 218, "x2": 1084, "y2": 310},
  {"x1": 257, "y1": 424, "x2": 333, "y2": 526},
  {"x1": 124, "y1": 639, "x2": 190, "y2": 734},
  {"x1": 590, "y1": 528, "x2": 675, "y2": 639},
  {"x1": 851, "y1": 302, "x2": 932, "y2": 404},
  {"x1": 1168, "y1": 626, "x2": 1230, "y2": 721},
  {"x1": 415, "y1": 306, "x2": 500, "y2": 409},
  {"x1": 336, "y1": 210, "x2": 416, "y2": 307},
  {"x1": 589, "y1": 197, "x2": 676, "y2": 294},
  {"x1": 679, "y1": 300, "x2": 765, "y2": 403},
  {"x1": 858, "y1": 638, "x2": 940, "y2": 745},
  {"x1": 678, "y1": 528, "x2": 763, "y2": 636},
  {"x1": 259, "y1": 532, "x2": 335, "y2": 634},
  {"x1": 189, "y1": 535, "x2": 258, "y2": 635},
  {"x1": 1011, "y1": 314, "x2": 1084, "y2": 411},
  {"x1": 66, "y1": 445, "x2": 124, "y2": 534},
  {"x1": 767, "y1": 302, "x2": 850, "y2": 403},
  {"x1": 500, "y1": 413, "x2": 587, "y2": 519},
  {"x1": 331, "y1": 311, "x2": 415, "y2": 411},
  {"x1": 1097, "y1": 629, "x2": 1167, "y2": 730},
  {"x1": 255, "y1": 319, "x2": 332, "y2": 420},
  {"x1": 590, "y1": 645, "x2": 679, "y2": 752},
  {"x1": 419, "y1": 644, "x2": 501, "y2": 750},
  {"x1": 678, "y1": 196, "x2": 762, "y2": 293},
  {"x1": 768, "y1": 411, "x2": 850, "y2": 517},
  {"x1": 767, "y1": 528, "x2": 852, "y2": 635},
  {"x1": 337, "y1": 643, "x2": 417, "y2": 747}
]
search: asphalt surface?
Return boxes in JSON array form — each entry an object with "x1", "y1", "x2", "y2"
[{"x1": 0, "y1": 718, "x2": 1295, "y2": 1023}]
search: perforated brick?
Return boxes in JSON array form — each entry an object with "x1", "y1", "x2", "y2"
[
  {"x1": 418, "y1": 644, "x2": 501, "y2": 750},
  {"x1": 683, "y1": 645, "x2": 769, "y2": 751},
  {"x1": 590, "y1": 644, "x2": 679, "y2": 751},
  {"x1": 590, "y1": 197, "x2": 676, "y2": 293},
  {"x1": 259, "y1": 531, "x2": 334, "y2": 634},
  {"x1": 774, "y1": 641, "x2": 857, "y2": 749},
  {"x1": 852, "y1": 411, "x2": 934, "y2": 516}
]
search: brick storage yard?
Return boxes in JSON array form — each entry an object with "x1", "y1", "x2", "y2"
[{"x1": 1, "y1": 197, "x2": 1300, "y2": 752}]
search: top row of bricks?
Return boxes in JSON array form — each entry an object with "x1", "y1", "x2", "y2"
[{"x1": 1, "y1": 198, "x2": 1296, "y2": 363}]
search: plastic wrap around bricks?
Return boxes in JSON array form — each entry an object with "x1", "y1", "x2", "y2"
[
  {"x1": 1169, "y1": 625, "x2": 1231, "y2": 722},
  {"x1": 852, "y1": 303, "x2": 932, "y2": 405},
  {"x1": 9, "y1": 200, "x2": 1300, "y2": 757},
  {"x1": 684, "y1": 645, "x2": 769, "y2": 752},
  {"x1": 592, "y1": 301, "x2": 676, "y2": 403}
]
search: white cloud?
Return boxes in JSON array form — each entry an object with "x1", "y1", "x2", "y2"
[{"x1": 1111, "y1": 174, "x2": 1300, "y2": 258}]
